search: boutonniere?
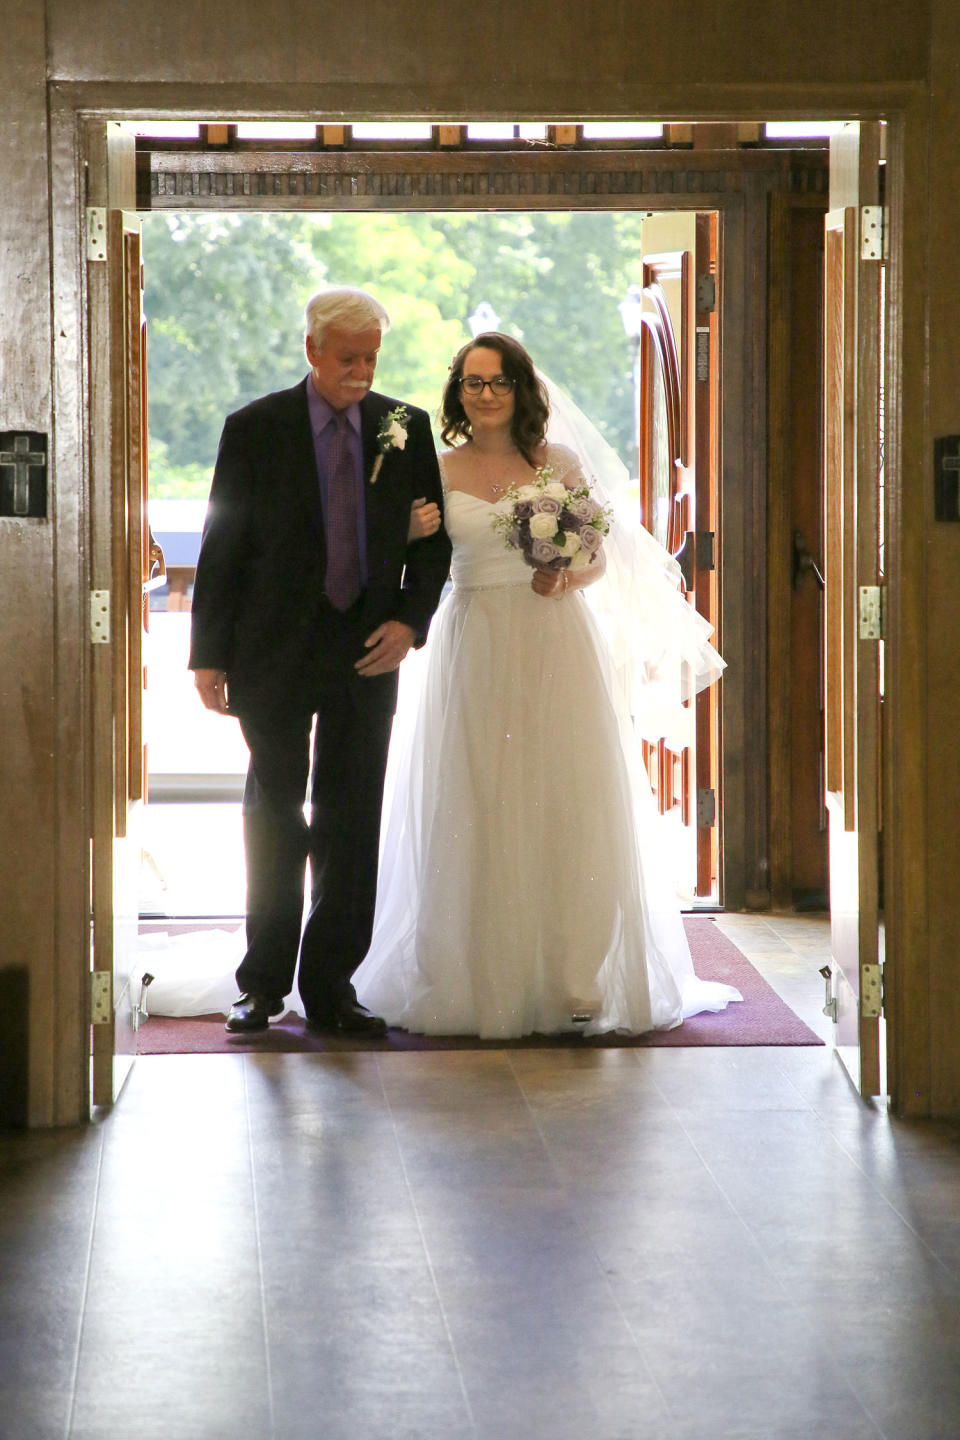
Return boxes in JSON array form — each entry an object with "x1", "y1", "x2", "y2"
[{"x1": 369, "y1": 406, "x2": 410, "y2": 484}]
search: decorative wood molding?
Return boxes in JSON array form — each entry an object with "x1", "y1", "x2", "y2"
[{"x1": 140, "y1": 147, "x2": 828, "y2": 209}]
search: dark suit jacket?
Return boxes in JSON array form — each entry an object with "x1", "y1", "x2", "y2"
[{"x1": 188, "y1": 378, "x2": 451, "y2": 717}]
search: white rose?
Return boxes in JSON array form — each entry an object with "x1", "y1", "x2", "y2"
[
  {"x1": 557, "y1": 530, "x2": 582, "y2": 555},
  {"x1": 569, "y1": 548, "x2": 594, "y2": 571},
  {"x1": 516, "y1": 484, "x2": 540, "y2": 501},
  {"x1": 388, "y1": 421, "x2": 407, "y2": 449},
  {"x1": 543, "y1": 482, "x2": 568, "y2": 501},
  {"x1": 529, "y1": 511, "x2": 559, "y2": 539}
]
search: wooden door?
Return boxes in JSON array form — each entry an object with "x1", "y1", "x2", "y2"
[
  {"x1": 637, "y1": 213, "x2": 722, "y2": 900},
  {"x1": 823, "y1": 123, "x2": 883, "y2": 1096},
  {"x1": 88, "y1": 123, "x2": 155, "y2": 1105},
  {"x1": 692, "y1": 212, "x2": 721, "y2": 898}
]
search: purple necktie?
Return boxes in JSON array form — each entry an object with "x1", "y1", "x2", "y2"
[{"x1": 324, "y1": 412, "x2": 361, "y2": 610}]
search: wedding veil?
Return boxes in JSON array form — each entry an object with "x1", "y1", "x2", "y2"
[{"x1": 540, "y1": 372, "x2": 725, "y2": 750}]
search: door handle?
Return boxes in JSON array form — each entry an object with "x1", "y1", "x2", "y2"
[{"x1": 792, "y1": 529, "x2": 825, "y2": 591}]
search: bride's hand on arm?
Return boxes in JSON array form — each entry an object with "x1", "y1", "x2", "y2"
[
  {"x1": 531, "y1": 550, "x2": 606, "y2": 600},
  {"x1": 408, "y1": 497, "x2": 441, "y2": 543}
]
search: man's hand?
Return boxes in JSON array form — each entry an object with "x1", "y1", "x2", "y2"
[
  {"x1": 355, "y1": 620, "x2": 416, "y2": 677},
  {"x1": 194, "y1": 668, "x2": 230, "y2": 713}
]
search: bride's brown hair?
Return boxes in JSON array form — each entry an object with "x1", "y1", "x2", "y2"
[{"x1": 440, "y1": 332, "x2": 550, "y2": 465}]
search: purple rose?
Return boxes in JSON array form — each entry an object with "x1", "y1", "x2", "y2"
[
  {"x1": 578, "y1": 524, "x2": 603, "y2": 553},
  {"x1": 513, "y1": 501, "x2": 534, "y2": 520},
  {"x1": 534, "y1": 495, "x2": 563, "y2": 517},
  {"x1": 558, "y1": 509, "x2": 580, "y2": 532},
  {"x1": 570, "y1": 496, "x2": 599, "y2": 522},
  {"x1": 531, "y1": 537, "x2": 561, "y2": 565}
]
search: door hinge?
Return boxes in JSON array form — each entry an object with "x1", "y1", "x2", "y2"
[
  {"x1": 697, "y1": 530, "x2": 716, "y2": 572},
  {"x1": 858, "y1": 585, "x2": 885, "y2": 641},
  {"x1": 697, "y1": 787, "x2": 716, "y2": 827},
  {"x1": 676, "y1": 533, "x2": 693, "y2": 590},
  {"x1": 86, "y1": 206, "x2": 107, "y2": 262},
  {"x1": 695, "y1": 326, "x2": 710, "y2": 382},
  {"x1": 676, "y1": 530, "x2": 715, "y2": 590},
  {"x1": 90, "y1": 589, "x2": 110, "y2": 643},
  {"x1": 860, "y1": 206, "x2": 884, "y2": 261},
  {"x1": 91, "y1": 970, "x2": 112, "y2": 1025},
  {"x1": 696, "y1": 273, "x2": 716, "y2": 312},
  {"x1": 861, "y1": 962, "x2": 883, "y2": 1018}
]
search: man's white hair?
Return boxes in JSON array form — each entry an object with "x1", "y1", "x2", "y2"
[{"x1": 304, "y1": 286, "x2": 391, "y2": 348}]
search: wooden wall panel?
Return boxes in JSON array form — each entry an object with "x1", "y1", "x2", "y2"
[
  {"x1": 45, "y1": 0, "x2": 927, "y2": 90},
  {"x1": 0, "y1": 1, "x2": 58, "y2": 1126},
  {"x1": 922, "y1": 6, "x2": 960, "y2": 1117}
]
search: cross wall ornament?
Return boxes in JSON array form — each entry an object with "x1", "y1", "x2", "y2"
[{"x1": 0, "y1": 432, "x2": 48, "y2": 517}]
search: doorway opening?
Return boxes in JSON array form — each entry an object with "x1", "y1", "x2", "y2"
[{"x1": 138, "y1": 204, "x2": 724, "y2": 918}]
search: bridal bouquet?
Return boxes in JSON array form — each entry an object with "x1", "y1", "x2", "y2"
[{"x1": 492, "y1": 465, "x2": 612, "y2": 572}]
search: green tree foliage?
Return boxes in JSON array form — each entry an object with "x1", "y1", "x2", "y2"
[{"x1": 143, "y1": 210, "x2": 645, "y2": 497}]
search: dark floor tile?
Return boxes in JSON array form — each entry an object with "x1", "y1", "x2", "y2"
[
  {"x1": 5, "y1": 987, "x2": 960, "y2": 1440},
  {"x1": 0, "y1": 1387, "x2": 74, "y2": 1440}
]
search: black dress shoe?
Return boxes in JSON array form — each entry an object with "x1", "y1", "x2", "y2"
[
  {"x1": 335, "y1": 999, "x2": 388, "y2": 1036},
  {"x1": 224, "y1": 992, "x2": 284, "y2": 1033},
  {"x1": 306, "y1": 999, "x2": 387, "y2": 1037}
]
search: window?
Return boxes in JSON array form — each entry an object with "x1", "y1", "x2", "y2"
[
  {"x1": 764, "y1": 122, "x2": 847, "y2": 139},
  {"x1": 350, "y1": 122, "x2": 433, "y2": 140},
  {"x1": 582, "y1": 123, "x2": 663, "y2": 140},
  {"x1": 235, "y1": 122, "x2": 318, "y2": 140},
  {"x1": 119, "y1": 122, "x2": 201, "y2": 137}
]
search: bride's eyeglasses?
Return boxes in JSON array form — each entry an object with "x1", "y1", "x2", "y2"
[{"x1": 460, "y1": 374, "x2": 515, "y2": 396}]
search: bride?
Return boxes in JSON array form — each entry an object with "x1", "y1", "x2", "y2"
[{"x1": 351, "y1": 332, "x2": 740, "y2": 1038}]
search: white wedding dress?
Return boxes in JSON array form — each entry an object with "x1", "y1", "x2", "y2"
[{"x1": 352, "y1": 445, "x2": 741, "y2": 1038}]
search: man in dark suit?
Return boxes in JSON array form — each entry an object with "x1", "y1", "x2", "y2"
[{"x1": 189, "y1": 287, "x2": 451, "y2": 1035}]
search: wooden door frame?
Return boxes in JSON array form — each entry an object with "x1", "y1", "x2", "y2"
[{"x1": 47, "y1": 84, "x2": 921, "y2": 1121}]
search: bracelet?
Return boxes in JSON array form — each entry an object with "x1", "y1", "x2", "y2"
[{"x1": 562, "y1": 569, "x2": 569, "y2": 594}]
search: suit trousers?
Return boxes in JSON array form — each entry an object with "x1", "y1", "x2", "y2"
[{"x1": 234, "y1": 624, "x2": 395, "y2": 1019}]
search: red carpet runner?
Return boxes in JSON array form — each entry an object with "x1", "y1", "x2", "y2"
[{"x1": 135, "y1": 917, "x2": 823, "y2": 1054}]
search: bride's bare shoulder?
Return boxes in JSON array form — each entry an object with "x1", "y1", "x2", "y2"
[{"x1": 440, "y1": 444, "x2": 470, "y2": 472}]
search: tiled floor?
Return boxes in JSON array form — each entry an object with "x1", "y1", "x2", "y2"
[
  {"x1": 712, "y1": 910, "x2": 836, "y2": 1040},
  {"x1": 3, "y1": 915, "x2": 960, "y2": 1440}
]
